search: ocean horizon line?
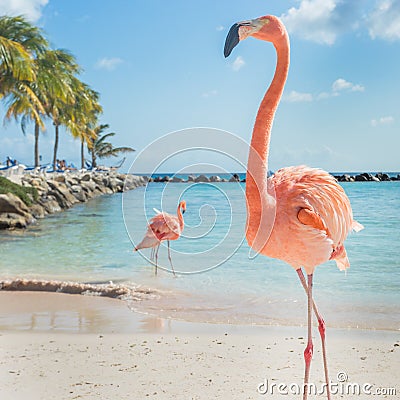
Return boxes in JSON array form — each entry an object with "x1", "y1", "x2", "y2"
[{"x1": 134, "y1": 171, "x2": 400, "y2": 177}]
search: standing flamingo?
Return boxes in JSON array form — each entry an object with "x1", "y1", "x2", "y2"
[
  {"x1": 224, "y1": 15, "x2": 363, "y2": 399},
  {"x1": 134, "y1": 201, "x2": 186, "y2": 276}
]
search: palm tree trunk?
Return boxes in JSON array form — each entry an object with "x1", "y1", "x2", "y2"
[
  {"x1": 91, "y1": 147, "x2": 97, "y2": 168},
  {"x1": 34, "y1": 122, "x2": 40, "y2": 167},
  {"x1": 52, "y1": 124, "x2": 60, "y2": 170},
  {"x1": 81, "y1": 139, "x2": 85, "y2": 169}
]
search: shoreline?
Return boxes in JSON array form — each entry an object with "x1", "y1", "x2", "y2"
[
  {"x1": 1, "y1": 278, "x2": 399, "y2": 333},
  {"x1": 1, "y1": 290, "x2": 399, "y2": 336},
  {"x1": 0, "y1": 291, "x2": 398, "y2": 400}
]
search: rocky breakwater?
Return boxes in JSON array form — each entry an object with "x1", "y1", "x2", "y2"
[
  {"x1": 334, "y1": 172, "x2": 400, "y2": 182},
  {"x1": 0, "y1": 172, "x2": 147, "y2": 230}
]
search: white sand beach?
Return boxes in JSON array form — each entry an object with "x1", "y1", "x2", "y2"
[{"x1": 0, "y1": 292, "x2": 398, "y2": 400}]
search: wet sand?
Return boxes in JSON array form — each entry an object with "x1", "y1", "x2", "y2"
[{"x1": 0, "y1": 292, "x2": 399, "y2": 399}]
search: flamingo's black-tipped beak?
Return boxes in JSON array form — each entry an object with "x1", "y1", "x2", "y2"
[
  {"x1": 224, "y1": 23, "x2": 240, "y2": 58},
  {"x1": 182, "y1": 209, "x2": 186, "y2": 214},
  {"x1": 224, "y1": 20, "x2": 254, "y2": 58}
]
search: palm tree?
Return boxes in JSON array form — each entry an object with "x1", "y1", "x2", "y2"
[
  {"x1": 0, "y1": 16, "x2": 48, "y2": 166},
  {"x1": 3, "y1": 80, "x2": 47, "y2": 166},
  {"x1": 0, "y1": 15, "x2": 48, "y2": 89},
  {"x1": 37, "y1": 49, "x2": 81, "y2": 169},
  {"x1": 61, "y1": 81, "x2": 102, "y2": 169},
  {"x1": 90, "y1": 125, "x2": 135, "y2": 169}
]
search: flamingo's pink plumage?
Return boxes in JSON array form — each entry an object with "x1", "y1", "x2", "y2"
[
  {"x1": 262, "y1": 165, "x2": 363, "y2": 274},
  {"x1": 134, "y1": 201, "x2": 186, "y2": 275},
  {"x1": 224, "y1": 14, "x2": 363, "y2": 400}
]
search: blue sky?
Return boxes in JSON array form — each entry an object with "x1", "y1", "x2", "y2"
[{"x1": 0, "y1": 0, "x2": 400, "y2": 172}]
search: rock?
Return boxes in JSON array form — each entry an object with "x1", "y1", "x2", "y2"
[
  {"x1": 0, "y1": 193, "x2": 36, "y2": 229},
  {"x1": 91, "y1": 188, "x2": 105, "y2": 197},
  {"x1": 81, "y1": 180, "x2": 97, "y2": 192},
  {"x1": 337, "y1": 174, "x2": 352, "y2": 182},
  {"x1": 80, "y1": 173, "x2": 92, "y2": 182},
  {"x1": 355, "y1": 174, "x2": 368, "y2": 182},
  {"x1": 65, "y1": 176, "x2": 79, "y2": 187},
  {"x1": 171, "y1": 176, "x2": 184, "y2": 183},
  {"x1": 93, "y1": 184, "x2": 110, "y2": 195},
  {"x1": 123, "y1": 175, "x2": 145, "y2": 190},
  {"x1": 0, "y1": 193, "x2": 31, "y2": 216},
  {"x1": 0, "y1": 213, "x2": 31, "y2": 229},
  {"x1": 53, "y1": 174, "x2": 67, "y2": 183},
  {"x1": 195, "y1": 175, "x2": 210, "y2": 183},
  {"x1": 26, "y1": 178, "x2": 43, "y2": 187},
  {"x1": 39, "y1": 196, "x2": 62, "y2": 214},
  {"x1": 70, "y1": 185, "x2": 88, "y2": 202},
  {"x1": 187, "y1": 175, "x2": 195, "y2": 182},
  {"x1": 30, "y1": 204, "x2": 46, "y2": 219},
  {"x1": 106, "y1": 178, "x2": 123, "y2": 192},
  {"x1": 92, "y1": 175, "x2": 105, "y2": 185},
  {"x1": 229, "y1": 173, "x2": 240, "y2": 182},
  {"x1": 47, "y1": 181, "x2": 79, "y2": 208},
  {"x1": 209, "y1": 175, "x2": 222, "y2": 182},
  {"x1": 375, "y1": 173, "x2": 390, "y2": 181}
]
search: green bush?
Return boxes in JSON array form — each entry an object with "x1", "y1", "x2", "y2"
[{"x1": 0, "y1": 176, "x2": 38, "y2": 206}]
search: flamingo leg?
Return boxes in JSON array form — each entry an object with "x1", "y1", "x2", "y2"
[
  {"x1": 154, "y1": 244, "x2": 160, "y2": 276},
  {"x1": 150, "y1": 246, "x2": 155, "y2": 261},
  {"x1": 167, "y1": 241, "x2": 176, "y2": 277},
  {"x1": 296, "y1": 269, "x2": 331, "y2": 400},
  {"x1": 302, "y1": 273, "x2": 314, "y2": 400}
]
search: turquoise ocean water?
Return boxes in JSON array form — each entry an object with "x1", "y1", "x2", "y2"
[{"x1": 0, "y1": 179, "x2": 399, "y2": 330}]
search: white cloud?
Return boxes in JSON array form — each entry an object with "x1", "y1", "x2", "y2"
[
  {"x1": 317, "y1": 91, "x2": 338, "y2": 100},
  {"x1": 231, "y1": 56, "x2": 245, "y2": 71},
  {"x1": 371, "y1": 116, "x2": 394, "y2": 126},
  {"x1": 279, "y1": 0, "x2": 400, "y2": 43},
  {"x1": 368, "y1": 0, "x2": 400, "y2": 40},
  {"x1": 285, "y1": 78, "x2": 364, "y2": 104},
  {"x1": 0, "y1": 0, "x2": 48, "y2": 22},
  {"x1": 281, "y1": 0, "x2": 341, "y2": 45},
  {"x1": 95, "y1": 57, "x2": 123, "y2": 71},
  {"x1": 281, "y1": 0, "x2": 365, "y2": 45},
  {"x1": 284, "y1": 90, "x2": 313, "y2": 102},
  {"x1": 332, "y1": 78, "x2": 365, "y2": 93},
  {"x1": 216, "y1": 25, "x2": 224, "y2": 32}
]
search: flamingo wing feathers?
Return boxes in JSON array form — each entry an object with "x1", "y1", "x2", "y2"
[
  {"x1": 267, "y1": 166, "x2": 362, "y2": 273},
  {"x1": 149, "y1": 213, "x2": 181, "y2": 241}
]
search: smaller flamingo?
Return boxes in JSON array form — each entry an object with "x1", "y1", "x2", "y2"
[{"x1": 134, "y1": 201, "x2": 186, "y2": 276}]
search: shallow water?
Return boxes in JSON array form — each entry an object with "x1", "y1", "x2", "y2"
[{"x1": 1, "y1": 180, "x2": 399, "y2": 330}]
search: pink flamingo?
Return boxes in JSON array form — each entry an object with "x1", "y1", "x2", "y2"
[
  {"x1": 224, "y1": 15, "x2": 363, "y2": 399},
  {"x1": 134, "y1": 201, "x2": 186, "y2": 276}
]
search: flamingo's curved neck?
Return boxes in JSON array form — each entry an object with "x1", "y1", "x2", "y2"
[
  {"x1": 177, "y1": 204, "x2": 185, "y2": 230},
  {"x1": 246, "y1": 34, "x2": 290, "y2": 245}
]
